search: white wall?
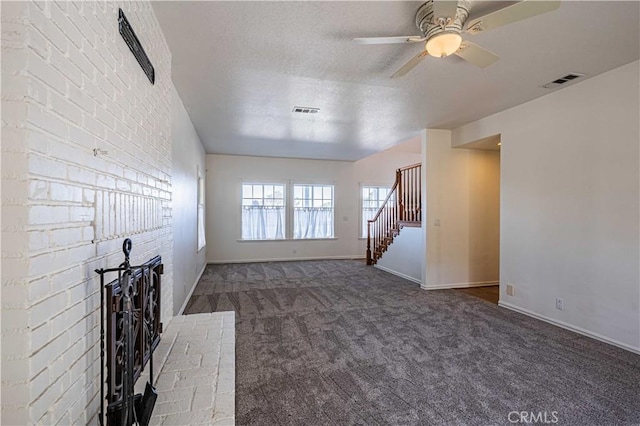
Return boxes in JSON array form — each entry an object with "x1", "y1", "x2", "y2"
[
  {"x1": 423, "y1": 129, "x2": 501, "y2": 289},
  {"x1": 206, "y1": 154, "x2": 361, "y2": 262},
  {"x1": 206, "y1": 139, "x2": 422, "y2": 264},
  {"x1": 353, "y1": 136, "x2": 421, "y2": 181},
  {"x1": 1, "y1": 1, "x2": 173, "y2": 423},
  {"x1": 375, "y1": 226, "x2": 423, "y2": 283},
  {"x1": 171, "y1": 84, "x2": 206, "y2": 314},
  {"x1": 453, "y1": 60, "x2": 640, "y2": 352},
  {"x1": 353, "y1": 136, "x2": 422, "y2": 253}
]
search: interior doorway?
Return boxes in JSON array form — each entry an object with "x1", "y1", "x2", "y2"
[
  {"x1": 454, "y1": 134, "x2": 501, "y2": 304},
  {"x1": 457, "y1": 285, "x2": 499, "y2": 304}
]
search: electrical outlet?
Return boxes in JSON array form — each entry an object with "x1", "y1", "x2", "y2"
[
  {"x1": 556, "y1": 298, "x2": 564, "y2": 310},
  {"x1": 506, "y1": 284, "x2": 514, "y2": 296}
]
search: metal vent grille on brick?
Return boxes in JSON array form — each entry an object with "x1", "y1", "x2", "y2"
[{"x1": 119, "y1": 9, "x2": 155, "y2": 85}]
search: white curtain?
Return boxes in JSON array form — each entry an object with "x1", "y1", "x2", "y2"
[
  {"x1": 242, "y1": 206, "x2": 285, "y2": 240},
  {"x1": 294, "y1": 207, "x2": 333, "y2": 239},
  {"x1": 361, "y1": 207, "x2": 379, "y2": 238},
  {"x1": 197, "y1": 205, "x2": 206, "y2": 249}
]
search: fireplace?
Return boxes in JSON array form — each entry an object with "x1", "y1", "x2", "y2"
[{"x1": 96, "y1": 239, "x2": 163, "y2": 426}]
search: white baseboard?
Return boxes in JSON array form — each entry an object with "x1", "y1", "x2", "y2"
[
  {"x1": 374, "y1": 264, "x2": 422, "y2": 285},
  {"x1": 499, "y1": 301, "x2": 640, "y2": 355},
  {"x1": 178, "y1": 263, "x2": 207, "y2": 316},
  {"x1": 207, "y1": 255, "x2": 366, "y2": 264},
  {"x1": 421, "y1": 281, "x2": 498, "y2": 290}
]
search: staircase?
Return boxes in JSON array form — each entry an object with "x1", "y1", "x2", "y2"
[{"x1": 366, "y1": 163, "x2": 422, "y2": 265}]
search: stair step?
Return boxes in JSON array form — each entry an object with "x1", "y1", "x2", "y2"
[
  {"x1": 398, "y1": 220, "x2": 421, "y2": 228},
  {"x1": 365, "y1": 162, "x2": 422, "y2": 266}
]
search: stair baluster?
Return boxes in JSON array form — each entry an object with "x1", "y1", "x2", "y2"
[{"x1": 366, "y1": 163, "x2": 422, "y2": 265}]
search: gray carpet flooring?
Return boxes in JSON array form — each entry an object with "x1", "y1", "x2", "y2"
[{"x1": 184, "y1": 260, "x2": 640, "y2": 425}]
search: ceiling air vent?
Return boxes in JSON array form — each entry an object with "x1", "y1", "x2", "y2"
[
  {"x1": 542, "y1": 73, "x2": 585, "y2": 89},
  {"x1": 292, "y1": 106, "x2": 320, "y2": 114}
]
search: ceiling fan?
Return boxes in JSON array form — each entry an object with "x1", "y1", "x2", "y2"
[{"x1": 354, "y1": 0, "x2": 560, "y2": 78}]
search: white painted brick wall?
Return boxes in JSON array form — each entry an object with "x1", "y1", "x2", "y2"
[{"x1": 2, "y1": 1, "x2": 174, "y2": 424}]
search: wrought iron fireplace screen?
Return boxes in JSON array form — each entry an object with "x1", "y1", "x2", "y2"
[{"x1": 96, "y1": 239, "x2": 163, "y2": 426}]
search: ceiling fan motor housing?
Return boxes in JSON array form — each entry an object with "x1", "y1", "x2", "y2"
[{"x1": 415, "y1": 0, "x2": 472, "y2": 40}]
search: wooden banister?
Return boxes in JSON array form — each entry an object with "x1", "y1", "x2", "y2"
[{"x1": 366, "y1": 163, "x2": 421, "y2": 265}]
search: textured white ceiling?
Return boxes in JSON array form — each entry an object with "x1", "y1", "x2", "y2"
[{"x1": 152, "y1": 1, "x2": 639, "y2": 161}]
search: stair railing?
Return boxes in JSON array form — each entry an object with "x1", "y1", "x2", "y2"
[{"x1": 367, "y1": 163, "x2": 421, "y2": 265}]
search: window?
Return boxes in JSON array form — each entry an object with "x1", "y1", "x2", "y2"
[
  {"x1": 240, "y1": 182, "x2": 335, "y2": 240},
  {"x1": 241, "y1": 183, "x2": 286, "y2": 240},
  {"x1": 197, "y1": 171, "x2": 206, "y2": 250},
  {"x1": 293, "y1": 184, "x2": 334, "y2": 239},
  {"x1": 361, "y1": 185, "x2": 392, "y2": 238}
]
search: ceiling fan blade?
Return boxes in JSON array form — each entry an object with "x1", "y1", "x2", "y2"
[
  {"x1": 465, "y1": 0, "x2": 560, "y2": 35},
  {"x1": 454, "y1": 41, "x2": 499, "y2": 68},
  {"x1": 432, "y1": 0, "x2": 459, "y2": 20},
  {"x1": 391, "y1": 50, "x2": 429, "y2": 79},
  {"x1": 354, "y1": 36, "x2": 425, "y2": 45}
]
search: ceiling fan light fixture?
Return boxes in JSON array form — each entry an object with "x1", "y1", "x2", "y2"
[{"x1": 426, "y1": 32, "x2": 462, "y2": 58}]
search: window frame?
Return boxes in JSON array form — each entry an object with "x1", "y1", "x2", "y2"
[
  {"x1": 238, "y1": 180, "x2": 337, "y2": 241},
  {"x1": 197, "y1": 167, "x2": 206, "y2": 251},
  {"x1": 292, "y1": 183, "x2": 335, "y2": 240},
  {"x1": 240, "y1": 181, "x2": 288, "y2": 241},
  {"x1": 359, "y1": 183, "x2": 393, "y2": 239}
]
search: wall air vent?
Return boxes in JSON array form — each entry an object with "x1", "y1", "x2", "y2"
[
  {"x1": 542, "y1": 73, "x2": 585, "y2": 89},
  {"x1": 119, "y1": 8, "x2": 155, "y2": 85},
  {"x1": 292, "y1": 106, "x2": 320, "y2": 114}
]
